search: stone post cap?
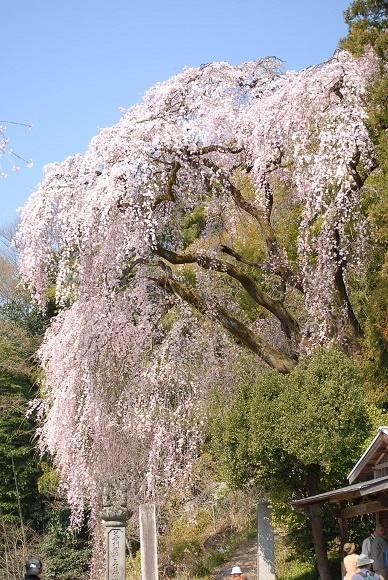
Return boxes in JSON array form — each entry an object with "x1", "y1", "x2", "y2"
[{"x1": 100, "y1": 478, "x2": 132, "y2": 523}]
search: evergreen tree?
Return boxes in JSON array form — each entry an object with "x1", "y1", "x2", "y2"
[{"x1": 210, "y1": 349, "x2": 374, "y2": 578}]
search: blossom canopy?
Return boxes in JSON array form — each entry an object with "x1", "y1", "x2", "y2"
[{"x1": 16, "y1": 49, "x2": 376, "y2": 531}]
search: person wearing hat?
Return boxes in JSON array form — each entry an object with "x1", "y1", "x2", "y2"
[
  {"x1": 230, "y1": 565, "x2": 244, "y2": 578},
  {"x1": 351, "y1": 554, "x2": 382, "y2": 579},
  {"x1": 23, "y1": 558, "x2": 42, "y2": 579},
  {"x1": 344, "y1": 542, "x2": 359, "y2": 580}
]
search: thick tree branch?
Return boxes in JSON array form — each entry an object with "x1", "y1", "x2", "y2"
[
  {"x1": 349, "y1": 151, "x2": 378, "y2": 190},
  {"x1": 333, "y1": 228, "x2": 363, "y2": 340},
  {"x1": 154, "y1": 161, "x2": 181, "y2": 206},
  {"x1": 156, "y1": 275, "x2": 297, "y2": 374},
  {"x1": 190, "y1": 144, "x2": 244, "y2": 156},
  {"x1": 230, "y1": 180, "x2": 304, "y2": 292},
  {"x1": 329, "y1": 150, "x2": 377, "y2": 343},
  {"x1": 220, "y1": 245, "x2": 304, "y2": 294},
  {"x1": 155, "y1": 245, "x2": 301, "y2": 341},
  {"x1": 193, "y1": 154, "x2": 301, "y2": 293},
  {"x1": 220, "y1": 244, "x2": 270, "y2": 271}
]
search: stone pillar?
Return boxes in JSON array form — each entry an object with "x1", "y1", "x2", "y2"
[
  {"x1": 100, "y1": 478, "x2": 130, "y2": 580},
  {"x1": 139, "y1": 503, "x2": 158, "y2": 580},
  {"x1": 256, "y1": 501, "x2": 275, "y2": 580}
]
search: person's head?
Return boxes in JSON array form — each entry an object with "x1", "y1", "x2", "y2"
[
  {"x1": 375, "y1": 524, "x2": 385, "y2": 536},
  {"x1": 356, "y1": 554, "x2": 374, "y2": 570},
  {"x1": 343, "y1": 542, "x2": 356, "y2": 555},
  {"x1": 231, "y1": 565, "x2": 243, "y2": 578},
  {"x1": 25, "y1": 558, "x2": 42, "y2": 577}
]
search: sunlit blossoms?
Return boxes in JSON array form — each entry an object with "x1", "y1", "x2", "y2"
[{"x1": 16, "y1": 50, "x2": 376, "y2": 553}]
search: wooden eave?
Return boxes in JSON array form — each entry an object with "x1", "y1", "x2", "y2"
[{"x1": 291, "y1": 474, "x2": 388, "y2": 511}]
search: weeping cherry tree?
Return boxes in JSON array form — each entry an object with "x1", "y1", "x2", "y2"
[{"x1": 16, "y1": 49, "x2": 378, "y2": 569}]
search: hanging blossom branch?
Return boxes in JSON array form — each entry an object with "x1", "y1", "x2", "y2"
[{"x1": 0, "y1": 121, "x2": 33, "y2": 176}]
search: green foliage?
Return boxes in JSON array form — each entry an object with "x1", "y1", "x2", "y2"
[
  {"x1": 171, "y1": 538, "x2": 202, "y2": 563},
  {"x1": 340, "y1": 0, "x2": 388, "y2": 57},
  {"x1": 276, "y1": 350, "x2": 370, "y2": 475},
  {"x1": 0, "y1": 256, "x2": 46, "y2": 530},
  {"x1": 126, "y1": 550, "x2": 141, "y2": 578},
  {"x1": 0, "y1": 245, "x2": 91, "y2": 577},
  {"x1": 39, "y1": 508, "x2": 91, "y2": 580},
  {"x1": 181, "y1": 206, "x2": 206, "y2": 248},
  {"x1": 0, "y1": 368, "x2": 43, "y2": 529},
  {"x1": 272, "y1": 182, "x2": 302, "y2": 265},
  {"x1": 210, "y1": 348, "x2": 372, "y2": 555},
  {"x1": 357, "y1": 183, "x2": 388, "y2": 401},
  {"x1": 161, "y1": 509, "x2": 213, "y2": 573},
  {"x1": 37, "y1": 462, "x2": 60, "y2": 498},
  {"x1": 358, "y1": 121, "x2": 388, "y2": 398},
  {"x1": 276, "y1": 544, "x2": 341, "y2": 580}
]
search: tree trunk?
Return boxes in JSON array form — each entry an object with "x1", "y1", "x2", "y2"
[
  {"x1": 305, "y1": 466, "x2": 332, "y2": 580},
  {"x1": 309, "y1": 505, "x2": 332, "y2": 580}
]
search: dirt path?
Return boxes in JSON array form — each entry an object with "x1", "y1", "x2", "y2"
[{"x1": 211, "y1": 539, "x2": 257, "y2": 579}]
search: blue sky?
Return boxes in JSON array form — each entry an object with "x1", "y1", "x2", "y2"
[{"x1": 0, "y1": 0, "x2": 349, "y2": 226}]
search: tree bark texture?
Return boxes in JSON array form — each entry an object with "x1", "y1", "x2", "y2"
[{"x1": 309, "y1": 505, "x2": 332, "y2": 580}]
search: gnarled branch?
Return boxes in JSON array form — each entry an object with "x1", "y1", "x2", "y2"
[
  {"x1": 155, "y1": 245, "x2": 301, "y2": 341},
  {"x1": 228, "y1": 174, "x2": 302, "y2": 291},
  {"x1": 186, "y1": 153, "x2": 301, "y2": 293},
  {"x1": 154, "y1": 161, "x2": 181, "y2": 206},
  {"x1": 220, "y1": 244, "x2": 304, "y2": 294},
  {"x1": 156, "y1": 274, "x2": 297, "y2": 374}
]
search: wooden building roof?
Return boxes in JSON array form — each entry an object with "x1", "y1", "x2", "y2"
[
  {"x1": 348, "y1": 427, "x2": 388, "y2": 484},
  {"x1": 291, "y1": 428, "x2": 388, "y2": 515}
]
